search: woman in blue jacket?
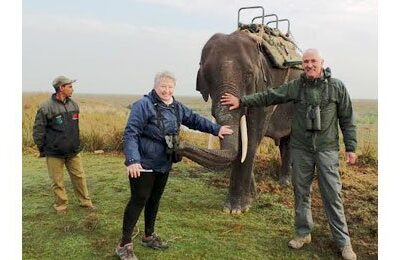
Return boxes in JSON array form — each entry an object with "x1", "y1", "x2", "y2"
[{"x1": 116, "y1": 71, "x2": 233, "y2": 260}]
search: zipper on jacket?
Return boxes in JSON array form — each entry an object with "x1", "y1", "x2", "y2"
[
  {"x1": 62, "y1": 102, "x2": 71, "y2": 136},
  {"x1": 63, "y1": 104, "x2": 68, "y2": 114}
]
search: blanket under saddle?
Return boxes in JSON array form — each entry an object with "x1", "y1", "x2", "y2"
[{"x1": 239, "y1": 23, "x2": 303, "y2": 69}]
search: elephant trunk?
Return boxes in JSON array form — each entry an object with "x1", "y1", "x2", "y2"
[
  {"x1": 179, "y1": 141, "x2": 236, "y2": 170},
  {"x1": 179, "y1": 106, "x2": 248, "y2": 170}
]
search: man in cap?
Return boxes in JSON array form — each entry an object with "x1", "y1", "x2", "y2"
[{"x1": 33, "y1": 75, "x2": 95, "y2": 214}]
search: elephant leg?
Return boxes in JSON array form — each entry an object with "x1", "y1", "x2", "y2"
[
  {"x1": 223, "y1": 108, "x2": 266, "y2": 214},
  {"x1": 223, "y1": 113, "x2": 261, "y2": 215},
  {"x1": 278, "y1": 135, "x2": 292, "y2": 186},
  {"x1": 224, "y1": 155, "x2": 257, "y2": 214}
]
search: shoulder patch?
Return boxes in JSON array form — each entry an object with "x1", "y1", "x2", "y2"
[{"x1": 72, "y1": 113, "x2": 79, "y2": 120}]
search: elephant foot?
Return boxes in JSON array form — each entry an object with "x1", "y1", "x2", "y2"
[
  {"x1": 223, "y1": 205, "x2": 250, "y2": 214},
  {"x1": 223, "y1": 196, "x2": 253, "y2": 214},
  {"x1": 279, "y1": 175, "x2": 291, "y2": 186}
]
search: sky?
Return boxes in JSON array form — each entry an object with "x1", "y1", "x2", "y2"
[{"x1": 22, "y1": 0, "x2": 377, "y2": 99}]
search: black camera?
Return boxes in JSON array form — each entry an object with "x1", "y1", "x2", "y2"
[{"x1": 165, "y1": 134, "x2": 182, "y2": 163}]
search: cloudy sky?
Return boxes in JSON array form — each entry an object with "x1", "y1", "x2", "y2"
[{"x1": 23, "y1": 0, "x2": 377, "y2": 99}]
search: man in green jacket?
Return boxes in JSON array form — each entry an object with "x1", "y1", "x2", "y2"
[
  {"x1": 33, "y1": 76, "x2": 95, "y2": 214},
  {"x1": 221, "y1": 49, "x2": 357, "y2": 260}
]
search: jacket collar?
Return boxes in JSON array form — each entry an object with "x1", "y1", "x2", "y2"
[
  {"x1": 148, "y1": 89, "x2": 176, "y2": 106},
  {"x1": 51, "y1": 93, "x2": 70, "y2": 104},
  {"x1": 300, "y1": 67, "x2": 331, "y2": 84}
]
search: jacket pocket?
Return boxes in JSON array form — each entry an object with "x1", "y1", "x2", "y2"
[
  {"x1": 320, "y1": 102, "x2": 337, "y2": 132},
  {"x1": 50, "y1": 114, "x2": 65, "y2": 132},
  {"x1": 140, "y1": 137, "x2": 166, "y2": 162}
]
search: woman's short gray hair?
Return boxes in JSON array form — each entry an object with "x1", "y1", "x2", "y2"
[{"x1": 154, "y1": 71, "x2": 177, "y2": 87}]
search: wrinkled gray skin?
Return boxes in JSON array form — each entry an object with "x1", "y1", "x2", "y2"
[{"x1": 179, "y1": 30, "x2": 302, "y2": 214}]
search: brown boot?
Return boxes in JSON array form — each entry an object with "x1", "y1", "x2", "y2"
[{"x1": 56, "y1": 208, "x2": 67, "y2": 215}]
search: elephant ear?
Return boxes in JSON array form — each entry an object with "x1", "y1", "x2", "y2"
[{"x1": 196, "y1": 68, "x2": 209, "y2": 102}]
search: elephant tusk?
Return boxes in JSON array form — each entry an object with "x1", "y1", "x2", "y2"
[
  {"x1": 208, "y1": 117, "x2": 216, "y2": 149},
  {"x1": 240, "y1": 115, "x2": 248, "y2": 163}
]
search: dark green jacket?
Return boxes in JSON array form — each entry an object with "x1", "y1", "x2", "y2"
[
  {"x1": 240, "y1": 69, "x2": 357, "y2": 152},
  {"x1": 33, "y1": 94, "x2": 82, "y2": 157}
]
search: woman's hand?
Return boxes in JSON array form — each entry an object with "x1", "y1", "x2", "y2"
[
  {"x1": 218, "y1": 126, "x2": 234, "y2": 139},
  {"x1": 127, "y1": 163, "x2": 143, "y2": 178}
]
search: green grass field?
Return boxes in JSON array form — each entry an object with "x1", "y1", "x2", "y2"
[
  {"x1": 23, "y1": 153, "x2": 376, "y2": 259},
  {"x1": 22, "y1": 93, "x2": 377, "y2": 259}
]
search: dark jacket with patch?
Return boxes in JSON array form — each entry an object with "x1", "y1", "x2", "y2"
[
  {"x1": 123, "y1": 89, "x2": 221, "y2": 173},
  {"x1": 240, "y1": 68, "x2": 357, "y2": 153},
  {"x1": 33, "y1": 94, "x2": 81, "y2": 157}
]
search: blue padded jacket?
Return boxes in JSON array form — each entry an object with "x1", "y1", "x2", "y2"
[{"x1": 123, "y1": 89, "x2": 221, "y2": 173}]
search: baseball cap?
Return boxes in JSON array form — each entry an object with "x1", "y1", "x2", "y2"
[{"x1": 52, "y1": 75, "x2": 77, "y2": 89}]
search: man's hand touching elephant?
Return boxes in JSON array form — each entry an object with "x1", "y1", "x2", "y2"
[
  {"x1": 218, "y1": 126, "x2": 234, "y2": 139},
  {"x1": 221, "y1": 93, "x2": 240, "y2": 110}
]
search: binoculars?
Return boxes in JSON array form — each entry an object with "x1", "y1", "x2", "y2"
[
  {"x1": 165, "y1": 134, "x2": 179, "y2": 152},
  {"x1": 306, "y1": 105, "x2": 321, "y2": 131},
  {"x1": 165, "y1": 134, "x2": 182, "y2": 163}
]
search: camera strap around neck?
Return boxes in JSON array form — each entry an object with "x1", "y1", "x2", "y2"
[
  {"x1": 298, "y1": 76, "x2": 333, "y2": 107},
  {"x1": 153, "y1": 101, "x2": 181, "y2": 136}
]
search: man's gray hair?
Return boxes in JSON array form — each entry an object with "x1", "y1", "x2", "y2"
[
  {"x1": 154, "y1": 71, "x2": 177, "y2": 87},
  {"x1": 303, "y1": 48, "x2": 323, "y2": 59}
]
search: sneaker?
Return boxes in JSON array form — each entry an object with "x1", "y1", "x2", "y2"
[
  {"x1": 115, "y1": 243, "x2": 138, "y2": 260},
  {"x1": 141, "y1": 233, "x2": 169, "y2": 250},
  {"x1": 288, "y1": 234, "x2": 311, "y2": 249},
  {"x1": 341, "y1": 244, "x2": 357, "y2": 260}
]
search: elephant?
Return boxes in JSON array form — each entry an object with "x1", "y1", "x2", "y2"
[{"x1": 178, "y1": 30, "x2": 303, "y2": 214}]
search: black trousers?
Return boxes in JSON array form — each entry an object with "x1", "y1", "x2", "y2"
[{"x1": 121, "y1": 171, "x2": 169, "y2": 244}]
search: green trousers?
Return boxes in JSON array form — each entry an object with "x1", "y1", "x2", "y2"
[
  {"x1": 291, "y1": 148, "x2": 351, "y2": 247},
  {"x1": 46, "y1": 153, "x2": 93, "y2": 211}
]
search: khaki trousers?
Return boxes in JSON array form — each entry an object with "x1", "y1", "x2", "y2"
[
  {"x1": 46, "y1": 153, "x2": 93, "y2": 211},
  {"x1": 291, "y1": 148, "x2": 351, "y2": 247}
]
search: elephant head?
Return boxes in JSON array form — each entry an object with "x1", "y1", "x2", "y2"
[{"x1": 179, "y1": 30, "x2": 270, "y2": 170}]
